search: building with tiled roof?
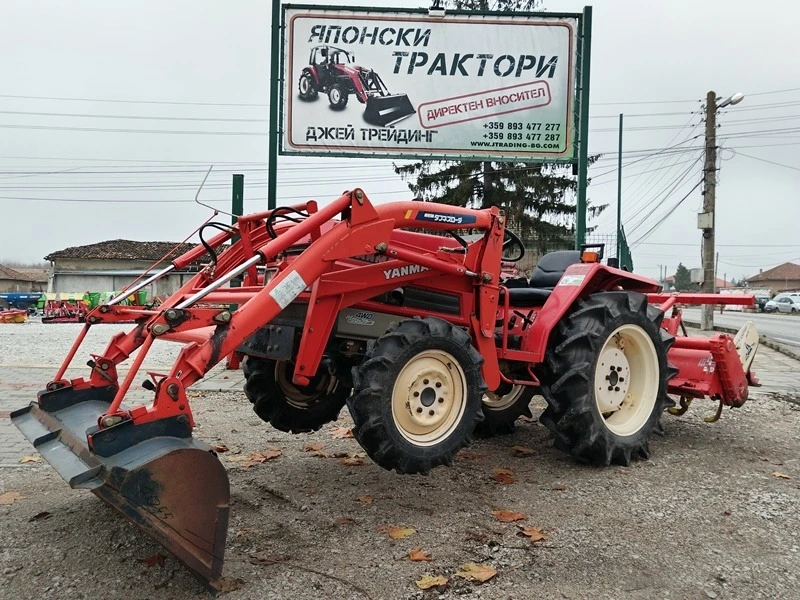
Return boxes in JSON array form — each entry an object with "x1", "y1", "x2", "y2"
[
  {"x1": 746, "y1": 262, "x2": 800, "y2": 294},
  {"x1": 0, "y1": 264, "x2": 46, "y2": 293},
  {"x1": 44, "y1": 239, "x2": 213, "y2": 298}
]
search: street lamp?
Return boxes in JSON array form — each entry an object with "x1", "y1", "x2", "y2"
[
  {"x1": 717, "y1": 92, "x2": 745, "y2": 109},
  {"x1": 699, "y1": 91, "x2": 744, "y2": 331}
]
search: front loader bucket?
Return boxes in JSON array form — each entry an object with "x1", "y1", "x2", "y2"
[
  {"x1": 364, "y1": 94, "x2": 416, "y2": 127},
  {"x1": 11, "y1": 385, "x2": 229, "y2": 590}
]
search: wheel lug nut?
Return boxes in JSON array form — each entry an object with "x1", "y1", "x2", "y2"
[
  {"x1": 428, "y1": 410, "x2": 435, "y2": 416},
  {"x1": 435, "y1": 382, "x2": 442, "y2": 388},
  {"x1": 614, "y1": 386, "x2": 620, "y2": 392},
  {"x1": 423, "y1": 379, "x2": 429, "y2": 385},
  {"x1": 438, "y1": 398, "x2": 444, "y2": 403},
  {"x1": 413, "y1": 391, "x2": 419, "y2": 397},
  {"x1": 416, "y1": 407, "x2": 423, "y2": 413}
]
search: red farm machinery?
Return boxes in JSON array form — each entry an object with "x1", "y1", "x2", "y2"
[
  {"x1": 298, "y1": 45, "x2": 416, "y2": 126},
  {"x1": 12, "y1": 190, "x2": 760, "y2": 590}
]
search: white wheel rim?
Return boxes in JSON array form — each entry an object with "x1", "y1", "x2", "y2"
[
  {"x1": 483, "y1": 385, "x2": 525, "y2": 411},
  {"x1": 331, "y1": 88, "x2": 340, "y2": 103},
  {"x1": 300, "y1": 77, "x2": 309, "y2": 93},
  {"x1": 391, "y1": 349, "x2": 467, "y2": 446},
  {"x1": 274, "y1": 361, "x2": 336, "y2": 410},
  {"x1": 593, "y1": 323, "x2": 659, "y2": 437}
]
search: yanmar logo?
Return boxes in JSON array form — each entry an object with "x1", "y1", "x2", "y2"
[{"x1": 383, "y1": 264, "x2": 430, "y2": 280}]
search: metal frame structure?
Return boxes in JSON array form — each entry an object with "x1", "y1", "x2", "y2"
[{"x1": 269, "y1": 3, "x2": 593, "y2": 247}]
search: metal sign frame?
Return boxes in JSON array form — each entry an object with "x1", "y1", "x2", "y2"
[{"x1": 268, "y1": 2, "x2": 593, "y2": 246}]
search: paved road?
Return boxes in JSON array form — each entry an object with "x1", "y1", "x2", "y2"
[{"x1": 682, "y1": 308, "x2": 800, "y2": 348}]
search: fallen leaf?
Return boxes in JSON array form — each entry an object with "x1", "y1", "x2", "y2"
[
  {"x1": 491, "y1": 467, "x2": 515, "y2": 485},
  {"x1": 415, "y1": 574, "x2": 448, "y2": 590},
  {"x1": 340, "y1": 457, "x2": 365, "y2": 466},
  {"x1": 303, "y1": 442, "x2": 324, "y2": 452},
  {"x1": 0, "y1": 491, "x2": 24, "y2": 505},
  {"x1": 330, "y1": 426, "x2": 353, "y2": 439},
  {"x1": 235, "y1": 529, "x2": 251, "y2": 537},
  {"x1": 408, "y1": 548, "x2": 432, "y2": 562},
  {"x1": 552, "y1": 484, "x2": 567, "y2": 491},
  {"x1": 379, "y1": 525, "x2": 416, "y2": 540},
  {"x1": 510, "y1": 445, "x2": 534, "y2": 457},
  {"x1": 28, "y1": 511, "x2": 52, "y2": 522},
  {"x1": 457, "y1": 450, "x2": 485, "y2": 461},
  {"x1": 212, "y1": 443, "x2": 229, "y2": 453},
  {"x1": 772, "y1": 471, "x2": 791, "y2": 480},
  {"x1": 455, "y1": 562, "x2": 497, "y2": 583},
  {"x1": 214, "y1": 576, "x2": 245, "y2": 593},
  {"x1": 255, "y1": 447, "x2": 282, "y2": 461},
  {"x1": 758, "y1": 456, "x2": 769, "y2": 462},
  {"x1": 491, "y1": 509, "x2": 526, "y2": 523},
  {"x1": 356, "y1": 496, "x2": 374, "y2": 504},
  {"x1": 517, "y1": 525, "x2": 548, "y2": 542},
  {"x1": 335, "y1": 516, "x2": 356, "y2": 525},
  {"x1": 138, "y1": 554, "x2": 166, "y2": 568},
  {"x1": 19, "y1": 455, "x2": 41, "y2": 463}
]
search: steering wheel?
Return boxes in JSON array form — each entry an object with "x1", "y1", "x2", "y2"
[{"x1": 502, "y1": 228, "x2": 525, "y2": 262}]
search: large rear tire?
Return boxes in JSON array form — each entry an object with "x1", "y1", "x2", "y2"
[
  {"x1": 347, "y1": 317, "x2": 485, "y2": 474},
  {"x1": 539, "y1": 291, "x2": 676, "y2": 466},
  {"x1": 243, "y1": 356, "x2": 348, "y2": 434},
  {"x1": 474, "y1": 384, "x2": 534, "y2": 437},
  {"x1": 298, "y1": 71, "x2": 318, "y2": 100}
]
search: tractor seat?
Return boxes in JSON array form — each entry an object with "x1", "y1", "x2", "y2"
[{"x1": 502, "y1": 250, "x2": 582, "y2": 307}]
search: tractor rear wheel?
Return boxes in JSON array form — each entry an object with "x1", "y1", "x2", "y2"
[
  {"x1": 539, "y1": 291, "x2": 676, "y2": 466},
  {"x1": 347, "y1": 317, "x2": 485, "y2": 474},
  {"x1": 474, "y1": 384, "x2": 534, "y2": 437},
  {"x1": 243, "y1": 356, "x2": 348, "y2": 434},
  {"x1": 327, "y1": 83, "x2": 349, "y2": 110},
  {"x1": 298, "y1": 72, "x2": 318, "y2": 100}
]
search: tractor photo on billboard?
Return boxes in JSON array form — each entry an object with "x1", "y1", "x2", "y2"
[{"x1": 298, "y1": 44, "x2": 416, "y2": 127}]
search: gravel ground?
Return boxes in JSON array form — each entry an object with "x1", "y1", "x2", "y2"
[
  {"x1": 0, "y1": 319, "x2": 183, "y2": 370},
  {"x1": 1, "y1": 323, "x2": 799, "y2": 599}
]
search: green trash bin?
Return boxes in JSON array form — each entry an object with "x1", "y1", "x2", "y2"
[
  {"x1": 88, "y1": 292, "x2": 101, "y2": 308},
  {"x1": 137, "y1": 290, "x2": 148, "y2": 306}
]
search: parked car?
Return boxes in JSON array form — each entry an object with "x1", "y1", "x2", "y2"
[
  {"x1": 775, "y1": 296, "x2": 800, "y2": 314},
  {"x1": 764, "y1": 299, "x2": 779, "y2": 312}
]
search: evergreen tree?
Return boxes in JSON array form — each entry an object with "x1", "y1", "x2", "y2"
[
  {"x1": 394, "y1": 0, "x2": 605, "y2": 254},
  {"x1": 673, "y1": 263, "x2": 699, "y2": 292}
]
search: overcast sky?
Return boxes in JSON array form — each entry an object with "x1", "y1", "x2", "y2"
[{"x1": 0, "y1": 0, "x2": 798, "y2": 281}]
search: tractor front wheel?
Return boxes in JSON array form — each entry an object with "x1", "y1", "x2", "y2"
[
  {"x1": 347, "y1": 317, "x2": 485, "y2": 474},
  {"x1": 327, "y1": 83, "x2": 349, "y2": 110},
  {"x1": 474, "y1": 384, "x2": 534, "y2": 437},
  {"x1": 539, "y1": 292, "x2": 676, "y2": 465},
  {"x1": 243, "y1": 356, "x2": 348, "y2": 433},
  {"x1": 298, "y1": 72, "x2": 318, "y2": 100}
]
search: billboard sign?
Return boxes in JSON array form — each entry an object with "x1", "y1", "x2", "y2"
[{"x1": 281, "y1": 6, "x2": 579, "y2": 162}]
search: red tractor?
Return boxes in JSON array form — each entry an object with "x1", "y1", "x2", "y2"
[
  {"x1": 298, "y1": 45, "x2": 415, "y2": 126},
  {"x1": 13, "y1": 190, "x2": 759, "y2": 589}
]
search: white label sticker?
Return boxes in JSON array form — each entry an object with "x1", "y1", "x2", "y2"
[
  {"x1": 558, "y1": 274, "x2": 585, "y2": 286},
  {"x1": 269, "y1": 270, "x2": 307, "y2": 309}
]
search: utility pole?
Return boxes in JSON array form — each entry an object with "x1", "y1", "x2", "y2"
[
  {"x1": 700, "y1": 91, "x2": 717, "y2": 331},
  {"x1": 699, "y1": 90, "x2": 744, "y2": 330},
  {"x1": 617, "y1": 113, "x2": 623, "y2": 261}
]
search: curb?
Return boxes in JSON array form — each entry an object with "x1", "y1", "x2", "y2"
[{"x1": 683, "y1": 320, "x2": 800, "y2": 362}]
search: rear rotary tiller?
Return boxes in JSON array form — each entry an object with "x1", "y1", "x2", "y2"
[{"x1": 12, "y1": 189, "x2": 759, "y2": 589}]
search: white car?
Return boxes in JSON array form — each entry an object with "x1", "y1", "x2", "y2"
[
  {"x1": 764, "y1": 299, "x2": 779, "y2": 313},
  {"x1": 775, "y1": 296, "x2": 800, "y2": 314}
]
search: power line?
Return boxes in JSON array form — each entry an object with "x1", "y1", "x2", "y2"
[
  {"x1": 0, "y1": 93, "x2": 267, "y2": 108},
  {"x1": 0, "y1": 123, "x2": 266, "y2": 136},
  {"x1": 630, "y1": 180, "x2": 704, "y2": 246},
  {"x1": 732, "y1": 151, "x2": 800, "y2": 173},
  {"x1": 0, "y1": 109, "x2": 267, "y2": 123}
]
